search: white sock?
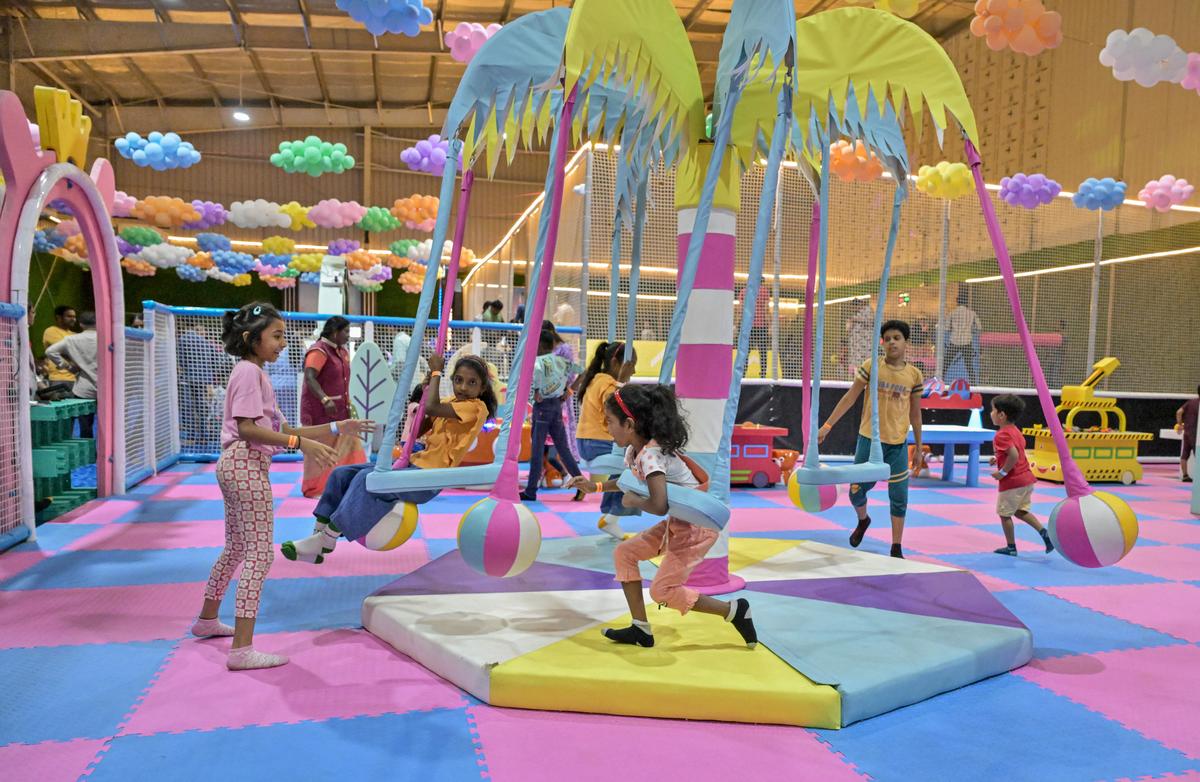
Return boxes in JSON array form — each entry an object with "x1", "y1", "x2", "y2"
[
  {"x1": 312, "y1": 517, "x2": 331, "y2": 536},
  {"x1": 284, "y1": 530, "x2": 335, "y2": 563},
  {"x1": 632, "y1": 619, "x2": 652, "y2": 635},
  {"x1": 598, "y1": 515, "x2": 626, "y2": 539},
  {"x1": 725, "y1": 601, "x2": 738, "y2": 622},
  {"x1": 226, "y1": 646, "x2": 289, "y2": 671},
  {"x1": 191, "y1": 617, "x2": 234, "y2": 637}
]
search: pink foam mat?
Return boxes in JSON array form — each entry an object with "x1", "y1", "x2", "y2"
[
  {"x1": 910, "y1": 503, "x2": 997, "y2": 525},
  {"x1": 0, "y1": 582, "x2": 201, "y2": 649},
  {"x1": 905, "y1": 553, "x2": 1025, "y2": 592},
  {"x1": 867, "y1": 523, "x2": 1010, "y2": 556},
  {"x1": 57, "y1": 500, "x2": 141, "y2": 525},
  {"x1": 1114, "y1": 544, "x2": 1200, "y2": 582},
  {"x1": 1137, "y1": 519, "x2": 1200, "y2": 546},
  {"x1": 121, "y1": 629, "x2": 467, "y2": 735},
  {"x1": 466, "y1": 704, "x2": 869, "y2": 782},
  {"x1": 0, "y1": 550, "x2": 51, "y2": 582},
  {"x1": 1126, "y1": 500, "x2": 1196, "y2": 520},
  {"x1": 732, "y1": 507, "x2": 844, "y2": 533},
  {"x1": 1018, "y1": 645, "x2": 1200, "y2": 760},
  {"x1": 268, "y1": 539, "x2": 430, "y2": 579},
  {"x1": 66, "y1": 521, "x2": 227, "y2": 551},
  {"x1": 274, "y1": 497, "x2": 319, "y2": 519},
  {"x1": 0, "y1": 738, "x2": 107, "y2": 782},
  {"x1": 1041, "y1": 583, "x2": 1200, "y2": 643},
  {"x1": 157, "y1": 483, "x2": 293, "y2": 501}
]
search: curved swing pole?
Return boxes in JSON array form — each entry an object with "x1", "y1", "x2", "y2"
[
  {"x1": 373, "y1": 140, "x2": 463, "y2": 473},
  {"x1": 866, "y1": 185, "x2": 905, "y2": 465},
  {"x1": 490, "y1": 86, "x2": 579, "y2": 501},
  {"x1": 625, "y1": 169, "x2": 648, "y2": 362},
  {"x1": 711, "y1": 64, "x2": 792, "y2": 504},
  {"x1": 965, "y1": 138, "x2": 1090, "y2": 499},
  {"x1": 658, "y1": 62, "x2": 745, "y2": 384},
  {"x1": 395, "y1": 167, "x2": 477, "y2": 469},
  {"x1": 800, "y1": 201, "x2": 819, "y2": 450},
  {"x1": 802, "y1": 124, "x2": 834, "y2": 467},
  {"x1": 608, "y1": 156, "x2": 631, "y2": 345}
]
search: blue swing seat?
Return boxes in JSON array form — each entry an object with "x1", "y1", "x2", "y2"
[
  {"x1": 365, "y1": 462, "x2": 501, "y2": 495},
  {"x1": 583, "y1": 448, "x2": 626, "y2": 474},
  {"x1": 791, "y1": 461, "x2": 891, "y2": 487},
  {"x1": 615, "y1": 470, "x2": 731, "y2": 532}
]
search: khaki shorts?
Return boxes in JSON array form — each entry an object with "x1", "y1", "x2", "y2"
[{"x1": 996, "y1": 484, "x2": 1034, "y2": 517}]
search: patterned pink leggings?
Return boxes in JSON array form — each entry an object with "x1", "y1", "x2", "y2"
[{"x1": 204, "y1": 441, "x2": 275, "y2": 618}]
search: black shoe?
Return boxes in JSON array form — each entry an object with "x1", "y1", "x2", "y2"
[
  {"x1": 730, "y1": 598, "x2": 757, "y2": 649},
  {"x1": 602, "y1": 624, "x2": 654, "y2": 648},
  {"x1": 1039, "y1": 529, "x2": 1055, "y2": 553},
  {"x1": 849, "y1": 516, "x2": 871, "y2": 548},
  {"x1": 993, "y1": 545, "x2": 1018, "y2": 557},
  {"x1": 1184, "y1": 476, "x2": 1193, "y2": 483},
  {"x1": 518, "y1": 491, "x2": 537, "y2": 503},
  {"x1": 890, "y1": 544, "x2": 904, "y2": 559}
]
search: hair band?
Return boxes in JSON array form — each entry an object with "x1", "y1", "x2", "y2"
[{"x1": 613, "y1": 388, "x2": 635, "y2": 422}]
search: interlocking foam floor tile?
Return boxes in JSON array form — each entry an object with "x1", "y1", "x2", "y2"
[
  {"x1": 1018, "y1": 645, "x2": 1200, "y2": 760},
  {"x1": 11, "y1": 522, "x2": 104, "y2": 552},
  {"x1": 727, "y1": 507, "x2": 846, "y2": 533},
  {"x1": 813, "y1": 674, "x2": 1198, "y2": 782},
  {"x1": 0, "y1": 640, "x2": 176, "y2": 744},
  {"x1": 111, "y1": 499, "x2": 227, "y2": 523},
  {"x1": 866, "y1": 523, "x2": 1012, "y2": 556},
  {"x1": 937, "y1": 552, "x2": 1165, "y2": 588},
  {"x1": 0, "y1": 738, "x2": 108, "y2": 782},
  {"x1": 1114, "y1": 544, "x2": 1200, "y2": 582},
  {"x1": 273, "y1": 496, "x2": 318, "y2": 519},
  {"x1": 467, "y1": 704, "x2": 869, "y2": 782},
  {"x1": 267, "y1": 538, "x2": 430, "y2": 580},
  {"x1": 1138, "y1": 519, "x2": 1200, "y2": 545},
  {"x1": 1041, "y1": 583, "x2": 1200, "y2": 643},
  {"x1": 0, "y1": 550, "x2": 50, "y2": 583},
  {"x1": 1, "y1": 547, "x2": 223, "y2": 590},
  {"x1": 1127, "y1": 500, "x2": 1197, "y2": 520},
  {"x1": 56, "y1": 499, "x2": 140, "y2": 525},
  {"x1": 155, "y1": 482, "x2": 291, "y2": 502},
  {"x1": 0, "y1": 582, "x2": 199, "y2": 648},
  {"x1": 90, "y1": 710, "x2": 482, "y2": 782},
  {"x1": 251, "y1": 575, "x2": 399, "y2": 633},
  {"x1": 65, "y1": 521, "x2": 226, "y2": 551},
  {"x1": 994, "y1": 588, "x2": 1184, "y2": 659},
  {"x1": 123, "y1": 629, "x2": 467, "y2": 735}
]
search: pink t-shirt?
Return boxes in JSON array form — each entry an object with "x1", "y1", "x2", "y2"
[{"x1": 221, "y1": 360, "x2": 283, "y2": 454}]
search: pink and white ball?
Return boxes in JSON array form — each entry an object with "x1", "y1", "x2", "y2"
[
  {"x1": 787, "y1": 472, "x2": 839, "y2": 512},
  {"x1": 457, "y1": 497, "x2": 541, "y2": 577},
  {"x1": 1048, "y1": 491, "x2": 1138, "y2": 568}
]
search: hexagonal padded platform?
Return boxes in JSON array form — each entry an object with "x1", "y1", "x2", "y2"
[{"x1": 363, "y1": 537, "x2": 1033, "y2": 728}]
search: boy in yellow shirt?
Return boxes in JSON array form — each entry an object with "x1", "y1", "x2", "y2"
[{"x1": 819, "y1": 320, "x2": 924, "y2": 558}]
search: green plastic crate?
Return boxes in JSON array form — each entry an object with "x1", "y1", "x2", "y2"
[
  {"x1": 34, "y1": 488, "x2": 97, "y2": 525},
  {"x1": 32, "y1": 448, "x2": 69, "y2": 478},
  {"x1": 34, "y1": 474, "x2": 70, "y2": 500},
  {"x1": 65, "y1": 437, "x2": 97, "y2": 464}
]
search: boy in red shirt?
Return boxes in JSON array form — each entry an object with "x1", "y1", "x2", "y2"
[{"x1": 989, "y1": 394, "x2": 1054, "y2": 556}]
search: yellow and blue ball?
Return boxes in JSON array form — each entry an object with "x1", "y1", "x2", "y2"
[
  {"x1": 360, "y1": 502, "x2": 419, "y2": 551},
  {"x1": 457, "y1": 497, "x2": 542, "y2": 577},
  {"x1": 788, "y1": 471, "x2": 839, "y2": 512},
  {"x1": 1048, "y1": 491, "x2": 1138, "y2": 568}
]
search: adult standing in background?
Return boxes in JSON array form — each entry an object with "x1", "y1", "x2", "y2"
[
  {"x1": 846, "y1": 298, "x2": 875, "y2": 380},
  {"x1": 300, "y1": 316, "x2": 364, "y2": 497},
  {"x1": 946, "y1": 287, "x2": 981, "y2": 385},
  {"x1": 42, "y1": 305, "x2": 77, "y2": 386},
  {"x1": 44, "y1": 310, "x2": 97, "y2": 438}
]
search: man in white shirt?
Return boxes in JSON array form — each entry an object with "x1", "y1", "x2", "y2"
[
  {"x1": 45, "y1": 310, "x2": 98, "y2": 437},
  {"x1": 946, "y1": 288, "x2": 981, "y2": 384}
]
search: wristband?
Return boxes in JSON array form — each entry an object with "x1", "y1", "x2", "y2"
[
  {"x1": 997, "y1": 468, "x2": 1008, "y2": 477},
  {"x1": 330, "y1": 420, "x2": 339, "y2": 436},
  {"x1": 288, "y1": 435, "x2": 300, "y2": 449},
  {"x1": 321, "y1": 396, "x2": 331, "y2": 405},
  {"x1": 595, "y1": 481, "x2": 604, "y2": 494},
  {"x1": 428, "y1": 371, "x2": 442, "y2": 379}
]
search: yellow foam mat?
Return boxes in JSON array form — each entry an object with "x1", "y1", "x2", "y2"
[
  {"x1": 490, "y1": 610, "x2": 841, "y2": 728},
  {"x1": 729, "y1": 538, "x2": 803, "y2": 572}
]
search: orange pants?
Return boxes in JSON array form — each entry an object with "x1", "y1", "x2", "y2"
[{"x1": 613, "y1": 519, "x2": 719, "y2": 615}]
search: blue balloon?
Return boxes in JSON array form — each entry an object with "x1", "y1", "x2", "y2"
[{"x1": 148, "y1": 131, "x2": 163, "y2": 143}]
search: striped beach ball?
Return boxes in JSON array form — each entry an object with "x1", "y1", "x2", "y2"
[
  {"x1": 787, "y1": 472, "x2": 839, "y2": 512},
  {"x1": 360, "y1": 501, "x2": 419, "y2": 551},
  {"x1": 1048, "y1": 491, "x2": 1138, "y2": 568},
  {"x1": 457, "y1": 497, "x2": 542, "y2": 577}
]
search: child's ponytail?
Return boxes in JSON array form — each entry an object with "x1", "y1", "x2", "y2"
[
  {"x1": 604, "y1": 383, "x2": 689, "y2": 455},
  {"x1": 578, "y1": 340, "x2": 622, "y2": 399}
]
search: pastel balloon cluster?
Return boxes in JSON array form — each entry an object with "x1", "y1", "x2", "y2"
[
  {"x1": 300, "y1": 271, "x2": 321, "y2": 285},
  {"x1": 212, "y1": 250, "x2": 256, "y2": 276},
  {"x1": 188, "y1": 252, "x2": 215, "y2": 270},
  {"x1": 206, "y1": 268, "x2": 250, "y2": 286},
  {"x1": 33, "y1": 229, "x2": 66, "y2": 253},
  {"x1": 176, "y1": 263, "x2": 208, "y2": 283},
  {"x1": 57, "y1": 220, "x2": 80, "y2": 237},
  {"x1": 116, "y1": 237, "x2": 141, "y2": 256},
  {"x1": 135, "y1": 242, "x2": 194, "y2": 270},
  {"x1": 289, "y1": 253, "x2": 324, "y2": 273},
  {"x1": 121, "y1": 258, "x2": 157, "y2": 277},
  {"x1": 397, "y1": 268, "x2": 424, "y2": 293},
  {"x1": 1137, "y1": 175, "x2": 1193, "y2": 213},
  {"x1": 999, "y1": 173, "x2": 1061, "y2": 209},
  {"x1": 344, "y1": 249, "x2": 377, "y2": 271},
  {"x1": 48, "y1": 198, "x2": 73, "y2": 216},
  {"x1": 62, "y1": 235, "x2": 88, "y2": 259},
  {"x1": 335, "y1": 0, "x2": 431, "y2": 37},
  {"x1": 328, "y1": 238, "x2": 360, "y2": 256},
  {"x1": 111, "y1": 190, "x2": 138, "y2": 218},
  {"x1": 256, "y1": 255, "x2": 291, "y2": 275},
  {"x1": 383, "y1": 253, "x2": 408, "y2": 269},
  {"x1": 132, "y1": 196, "x2": 201, "y2": 228},
  {"x1": 120, "y1": 226, "x2": 164, "y2": 248},
  {"x1": 280, "y1": 201, "x2": 316, "y2": 231},
  {"x1": 1072, "y1": 178, "x2": 1126, "y2": 211},
  {"x1": 115, "y1": 131, "x2": 201, "y2": 171},
  {"x1": 1184, "y1": 53, "x2": 1200, "y2": 96},
  {"x1": 230, "y1": 199, "x2": 290, "y2": 229},
  {"x1": 270, "y1": 136, "x2": 355, "y2": 177},
  {"x1": 391, "y1": 195, "x2": 439, "y2": 231},
  {"x1": 262, "y1": 236, "x2": 296, "y2": 255},
  {"x1": 871, "y1": 0, "x2": 919, "y2": 19},
  {"x1": 444, "y1": 22, "x2": 501, "y2": 64},
  {"x1": 261, "y1": 274, "x2": 297, "y2": 290},
  {"x1": 400, "y1": 134, "x2": 459, "y2": 176},
  {"x1": 183, "y1": 200, "x2": 228, "y2": 230},
  {"x1": 356, "y1": 206, "x2": 401, "y2": 233},
  {"x1": 308, "y1": 199, "x2": 366, "y2": 229},
  {"x1": 196, "y1": 233, "x2": 232, "y2": 253},
  {"x1": 829, "y1": 139, "x2": 883, "y2": 182},
  {"x1": 916, "y1": 162, "x2": 973, "y2": 200},
  {"x1": 970, "y1": 0, "x2": 1062, "y2": 57},
  {"x1": 390, "y1": 239, "x2": 420, "y2": 257},
  {"x1": 1099, "y1": 28, "x2": 1187, "y2": 88}
]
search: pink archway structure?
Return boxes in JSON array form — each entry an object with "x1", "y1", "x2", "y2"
[{"x1": 0, "y1": 89, "x2": 126, "y2": 512}]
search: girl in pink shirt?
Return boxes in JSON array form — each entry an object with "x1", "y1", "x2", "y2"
[
  {"x1": 572, "y1": 384, "x2": 757, "y2": 649},
  {"x1": 194, "y1": 303, "x2": 372, "y2": 670}
]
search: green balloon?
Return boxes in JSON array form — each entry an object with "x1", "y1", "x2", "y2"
[
  {"x1": 344, "y1": 156, "x2": 355, "y2": 168},
  {"x1": 333, "y1": 142, "x2": 347, "y2": 154},
  {"x1": 304, "y1": 135, "x2": 320, "y2": 145}
]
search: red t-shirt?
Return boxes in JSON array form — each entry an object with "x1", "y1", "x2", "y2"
[{"x1": 993, "y1": 424, "x2": 1035, "y2": 491}]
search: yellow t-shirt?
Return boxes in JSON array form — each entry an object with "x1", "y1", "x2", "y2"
[
  {"x1": 411, "y1": 397, "x2": 488, "y2": 470},
  {"x1": 43, "y1": 325, "x2": 76, "y2": 382},
  {"x1": 856, "y1": 358, "x2": 924, "y2": 445},
  {"x1": 577, "y1": 374, "x2": 619, "y2": 441}
]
